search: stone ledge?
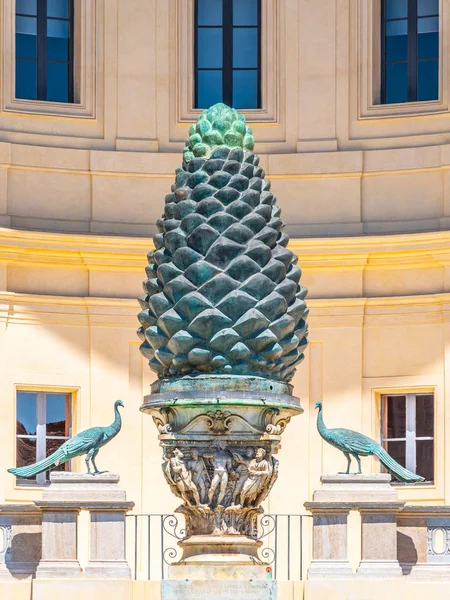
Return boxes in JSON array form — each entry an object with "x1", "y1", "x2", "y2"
[{"x1": 34, "y1": 501, "x2": 135, "y2": 511}]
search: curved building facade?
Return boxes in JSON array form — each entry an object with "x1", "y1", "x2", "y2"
[{"x1": 0, "y1": 1, "x2": 448, "y2": 572}]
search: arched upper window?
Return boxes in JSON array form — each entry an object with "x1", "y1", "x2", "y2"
[
  {"x1": 381, "y1": 0, "x2": 439, "y2": 104},
  {"x1": 194, "y1": 0, "x2": 261, "y2": 110},
  {"x1": 15, "y1": 0, "x2": 74, "y2": 103}
]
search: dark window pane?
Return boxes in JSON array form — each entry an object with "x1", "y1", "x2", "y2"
[
  {"x1": 416, "y1": 394, "x2": 434, "y2": 437},
  {"x1": 385, "y1": 62, "x2": 408, "y2": 103},
  {"x1": 197, "y1": 70, "x2": 222, "y2": 108},
  {"x1": 386, "y1": 31, "x2": 408, "y2": 62},
  {"x1": 17, "y1": 437, "x2": 36, "y2": 470},
  {"x1": 386, "y1": 0, "x2": 407, "y2": 20},
  {"x1": 46, "y1": 61, "x2": 69, "y2": 102},
  {"x1": 16, "y1": 59, "x2": 37, "y2": 99},
  {"x1": 16, "y1": 32, "x2": 37, "y2": 59},
  {"x1": 416, "y1": 439, "x2": 434, "y2": 481},
  {"x1": 418, "y1": 31, "x2": 439, "y2": 59},
  {"x1": 47, "y1": 0, "x2": 69, "y2": 18},
  {"x1": 418, "y1": 59, "x2": 438, "y2": 100},
  {"x1": 16, "y1": 0, "x2": 37, "y2": 15},
  {"x1": 47, "y1": 24, "x2": 69, "y2": 61},
  {"x1": 17, "y1": 392, "x2": 37, "y2": 435},
  {"x1": 386, "y1": 396, "x2": 406, "y2": 438},
  {"x1": 198, "y1": 28, "x2": 223, "y2": 68},
  {"x1": 16, "y1": 14, "x2": 36, "y2": 35},
  {"x1": 418, "y1": 0, "x2": 439, "y2": 16},
  {"x1": 418, "y1": 16, "x2": 439, "y2": 33},
  {"x1": 46, "y1": 393, "x2": 68, "y2": 436},
  {"x1": 197, "y1": 0, "x2": 222, "y2": 26},
  {"x1": 46, "y1": 439, "x2": 68, "y2": 474},
  {"x1": 233, "y1": 69, "x2": 258, "y2": 108},
  {"x1": 233, "y1": 0, "x2": 258, "y2": 25},
  {"x1": 233, "y1": 28, "x2": 258, "y2": 68},
  {"x1": 386, "y1": 440, "x2": 406, "y2": 468}
]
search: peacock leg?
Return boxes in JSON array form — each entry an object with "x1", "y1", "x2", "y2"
[
  {"x1": 85, "y1": 448, "x2": 95, "y2": 475},
  {"x1": 339, "y1": 452, "x2": 352, "y2": 475},
  {"x1": 91, "y1": 449, "x2": 100, "y2": 474},
  {"x1": 352, "y1": 453, "x2": 362, "y2": 474}
]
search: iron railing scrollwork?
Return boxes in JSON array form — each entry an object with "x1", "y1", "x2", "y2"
[{"x1": 126, "y1": 512, "x2": 312, "y2": 580}]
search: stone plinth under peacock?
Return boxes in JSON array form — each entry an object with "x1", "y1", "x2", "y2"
[{"x1": 138, "y1": 104, "x2": 309, "y2": 575}]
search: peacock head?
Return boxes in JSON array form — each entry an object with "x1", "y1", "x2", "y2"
[
  {"x1": 315, "y1": 402, "x2": 322, "y2": 410},
  {"x1": 115, "y1": 399, "x2": 124, "y2": 409}
]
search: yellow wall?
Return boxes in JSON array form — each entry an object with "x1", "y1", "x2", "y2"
[{"x1": 2, "y1": 0, "x2": 450, "y2": 578}]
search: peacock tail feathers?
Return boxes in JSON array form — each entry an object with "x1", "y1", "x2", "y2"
[
  {"x1": 373, "y1": 445, "x2": 425, "y2": 483},
  {"x1": 8, "y1": 446, "x2": 67, "y2": 478}
]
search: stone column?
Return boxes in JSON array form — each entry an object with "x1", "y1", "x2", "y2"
[
  {"x1": 84, "y1": 503, "x2": 133, "y2": 578},
  {"x1": 304, "y1": 503, "x2": 353, "y2": 578},
  {"x1": 357, "y1": 503, "x2": 404, "y2": 577},
  {"x1": 34, "y1": 502, "x2": 81, "y2": 578}
]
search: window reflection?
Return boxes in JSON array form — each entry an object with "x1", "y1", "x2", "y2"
[
  {"x1": 382, "y1": 0, "x2": 439, "y2": 104},
  {"x1": 195, "y1": 0, "x2": 261, "y2": 109}
]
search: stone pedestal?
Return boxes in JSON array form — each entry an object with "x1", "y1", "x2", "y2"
[
  {"x1": 304, "y1": 503, "x2": 353, "y2": 578},
  {"x1": 357, "y1": 504, "x2": 403, "y2": 577},
  {"x1": 34, "y1": 504, "x2": 81, "y2": 578},
  {"x1": 84, "y1": 507, "x2": 131, "y2": 578},
  {"x1": 35, "y1": 472, "x2": 134, "y2": 579},
  {"x1": 306, "y1": 474, "x2": 404, "y2": 579}
]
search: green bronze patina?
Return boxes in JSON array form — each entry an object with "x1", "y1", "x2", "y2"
[
  {"x1": 137, "y1": 103, "x2": 309, "y2": 384},
  {"x1": 315, "y1": 402, "x2": 425, "y2": 483},
  {"x1": 8, "y1": 400, "x2": 124, "y2": 477},
  {"x1": 183, "y1": 103, "x2": 255, "y2": 163}
]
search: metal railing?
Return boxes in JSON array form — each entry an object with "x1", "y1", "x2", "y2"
[{"x1": 126, "y1": 513, "x2": 312, "y2": 581}]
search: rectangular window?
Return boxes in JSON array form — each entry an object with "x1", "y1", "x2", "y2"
[
  {"x1": 194, "y1": 0, "x2": 261, "y2": 109},
  {"x1": 16, "y1": 390, "x2": 72, "y2": 486},
  {"x1": 15, "y1": 0, "x2": 74, "y2": 102},
  {"x1": 381, "y1": 392, "x2": 434, "y2": 483},
  {"x1": 381, "y1": 0, "x2": 439, "y2": 104}
]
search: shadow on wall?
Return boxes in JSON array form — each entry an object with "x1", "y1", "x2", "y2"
[
  {"x1": 6, "y1": 531, "x2": 41, "y2": 579},
  {"x1": 397, "y1": 530, "x2": 417, "y2": 575}
]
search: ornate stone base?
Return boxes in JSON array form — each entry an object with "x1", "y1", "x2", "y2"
[
  {"x1": 171, "y1": 534, "x2": 268, "y2": 580},
  {"x1": 162, "y1": 579, "x2": 276, "y2": 600}
]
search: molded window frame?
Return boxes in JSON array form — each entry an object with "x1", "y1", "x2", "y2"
[
  {"x1": 15, "y1": 0, "x2": 75, "y2": 103},
  {"x1": 193, "y1": 0, "x2": 262, "y2": 109},
  {"x1": 355, "y1": 0, "x2": 447, "y2": 120},
  {"x1": 174, "y1": 0, "x2": 279, "y2": 124},
  {"x1": 14, "y1": 387, "x2": 74, "y2": 488},
  {"x1": 2, "y1": 0, "x2": 98, "y2": 119},
  {"x1": 380, "y1": 391, "x2": 435, "y2": 484},
  {"x1": 380, "y1": 0, "x2": 439, "y2": 105}
]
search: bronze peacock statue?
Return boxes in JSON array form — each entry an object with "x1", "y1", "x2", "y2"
[
  {"x1": 315, "y1": 402, "x2": 424, "y2": 483},
  {"x1": 8, "y1": 400, "x2": 124, "y2": 478}
]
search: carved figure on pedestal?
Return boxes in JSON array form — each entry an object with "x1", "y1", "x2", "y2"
[
  {"x1": 204, "y1": 443, "x2": 233, "y2": 507},
  {"x1": 231, "y1": 447, "x2": 255, "y2": 505},
  {"x1": 163, "y1": 448, "x2": 202, "y2": 506},
  {"x1": 240, "y1": 448, "x2": 272, "y2": 507},
  {"x1": 186, "y1": 450, "x2": 210, "y2": 504}
]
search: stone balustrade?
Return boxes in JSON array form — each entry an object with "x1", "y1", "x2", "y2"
[{"x1": 0, "y1": 472, "x2": 133, "y2": 580}]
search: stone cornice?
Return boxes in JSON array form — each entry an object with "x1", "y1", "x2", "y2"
[{"x1": 0, "y1": 228, "x2": 450, "y2": 272}]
